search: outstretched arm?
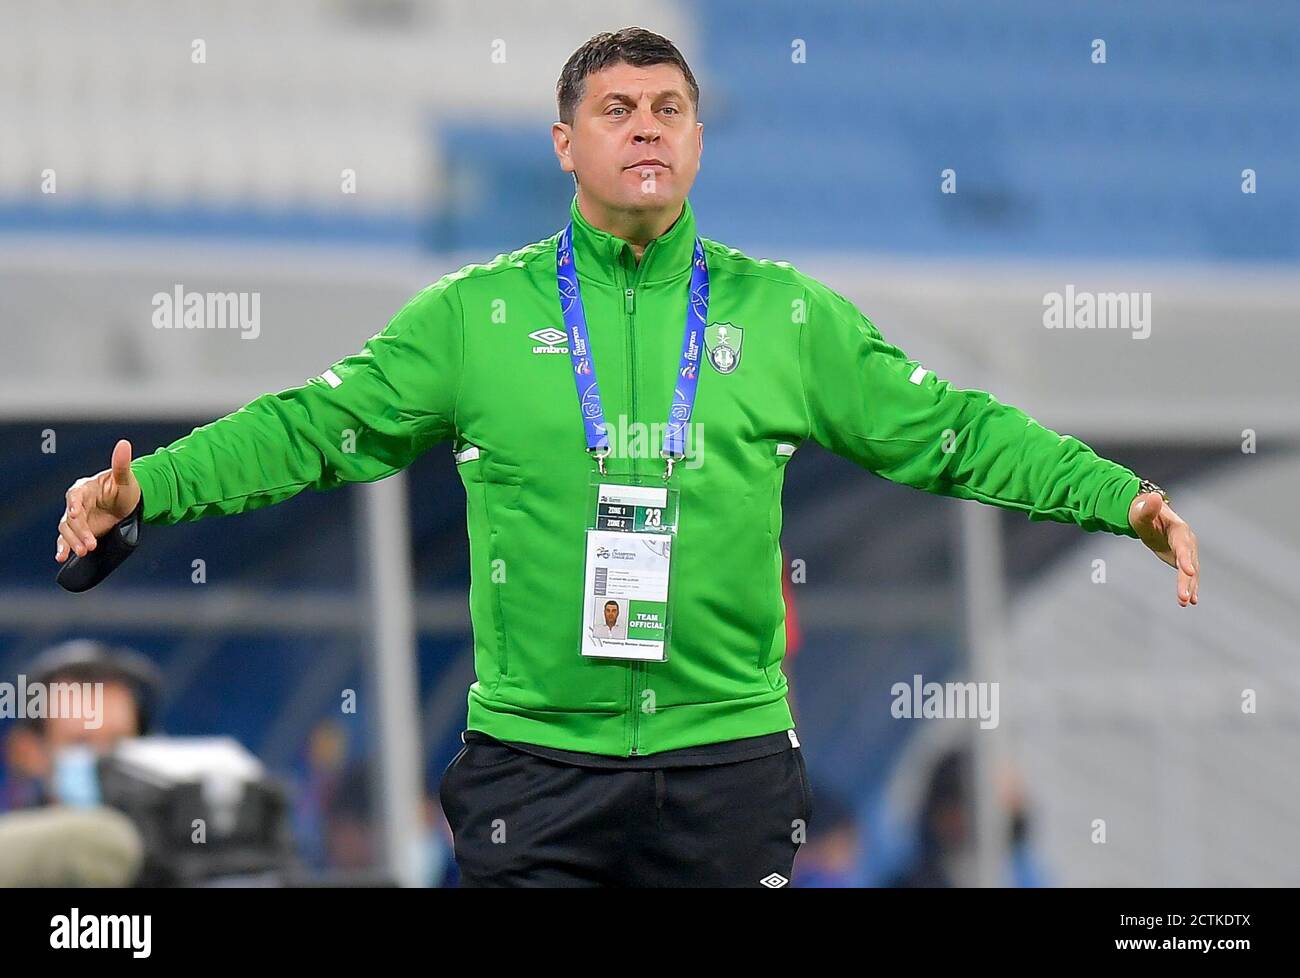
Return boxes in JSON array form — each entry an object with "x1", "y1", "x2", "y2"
[
  {"x1": 798, "y1": 281, "x2": 1199, "y2": 606},
  {"x1": 56, "y1": 275, "x2": 463, "y2": 564}
]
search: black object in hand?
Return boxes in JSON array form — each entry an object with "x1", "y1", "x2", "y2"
[{"x1": 56, "y1": 496, "x2": 144, "y2": 593}]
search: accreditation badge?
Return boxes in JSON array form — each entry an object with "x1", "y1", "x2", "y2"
[{"x1": 580, "y1": 473, "x2": 680, "y2": 661}]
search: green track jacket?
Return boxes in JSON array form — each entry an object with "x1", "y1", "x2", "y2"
[{"x1": 131, "y1": 194, "x2": 1142, "y2": 757}]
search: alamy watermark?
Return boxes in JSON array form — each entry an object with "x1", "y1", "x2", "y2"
[
  {"x1": 1043, "y1": 285, "x2": 1151, "y2": 339},
  {"x1": 0, "y1": 675, "x2": 105, "y2": 728},
  {"x1": 600, "y1": 413, "x2": 705, "y2": 470},
  {"x1": 50, "y1": 908, "x2": 150, "y2": 958},
  {"x1": 891, "y1": 673, "x2": 999, "y2": 729},
  {"x1": 151, "y1": 285, "x2": 261, "y2": 339}
]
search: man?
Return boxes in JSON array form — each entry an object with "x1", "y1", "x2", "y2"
[
  {"x1": 54, "y1": 28, "x2": 1200, "y2": 887},
  {"x1": 592, "y1": 599, "x2": 626, "y2": 641},
  {"x1": 0, "y1": 640, "x2": 157, "y2": 885},
  {"x1": 9, "y1": 639, "x2": 161, "y2": 805}
]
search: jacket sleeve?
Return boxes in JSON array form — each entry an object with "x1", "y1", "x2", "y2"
[
  {"x1": 798, "y1": 281, "x2": 1140, "y2": 537},
  {"x1": 129, "y1": 276, "x2": 463, "y2": 525}
]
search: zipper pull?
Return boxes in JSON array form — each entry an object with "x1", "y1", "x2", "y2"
[{"x1": 625, "y1": 288, "x2": 635, "y2": 315}]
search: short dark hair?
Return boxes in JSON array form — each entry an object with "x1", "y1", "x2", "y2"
[
  {"x1": 557, "y1": 27, "x2": 700, "y2": 125},
  {"x1": 22, "y1": 639, "x2": 162, "y2": 734}
]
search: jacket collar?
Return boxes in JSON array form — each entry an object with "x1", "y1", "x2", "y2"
[{"x1": 566, "y1": 193, "x2": 698, "y2": 286}]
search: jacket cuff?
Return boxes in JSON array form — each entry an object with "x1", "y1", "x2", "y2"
[
  {"x1": 1098, "y1": 473, "x2": 1142, "y2": 538},
  {"x1": 130, "y1": 453, "x2": 173, "y2": 525}
]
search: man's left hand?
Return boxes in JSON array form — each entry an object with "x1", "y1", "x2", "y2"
[{"x1": 1128, "y1": 490, "x2": 1200, "y2": 607}]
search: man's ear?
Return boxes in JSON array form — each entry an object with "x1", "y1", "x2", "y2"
[
  {"x1": 696, "y1": 121, "x2": 704, "y2": 166},
  {"x1": 552, "y1": 121, "x2": 575, "y2": 175}
]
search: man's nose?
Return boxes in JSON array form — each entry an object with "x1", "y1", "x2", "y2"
[{"x1": 632, "y1": 107, "x2": 661, "y2": 141}]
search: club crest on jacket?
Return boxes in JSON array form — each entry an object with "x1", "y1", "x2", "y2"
[{"x1": 705, "y1": 322, "x2": 743, "y2": 374}]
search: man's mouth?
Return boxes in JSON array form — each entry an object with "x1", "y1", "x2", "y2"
[{"x1": 626, "y1": 159, "x2": 668, "y2": 169}]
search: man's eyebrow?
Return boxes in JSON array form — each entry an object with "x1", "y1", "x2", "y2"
[{"x1": 597, "y1": 89, "x2": 688, "y2": 105}]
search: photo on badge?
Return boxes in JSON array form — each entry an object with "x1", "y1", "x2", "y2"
[{"x1": 592, "y1": 596, "x2": 630, "y2": 641}]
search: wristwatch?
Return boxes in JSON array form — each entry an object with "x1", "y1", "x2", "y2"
[{"x1": 1138, "y1": 478, "x2": 1170, "y2": 504}]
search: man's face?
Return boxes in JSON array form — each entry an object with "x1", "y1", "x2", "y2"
[
  {"x1": 554, "y1": 60, "x2": 703, "y2": 215},
  {"x1": 604, "y1": 602, "x2": 620, "y2": 627},
  {"x1": 43, "y1": 680, "x2": 140, "y2": 756}
]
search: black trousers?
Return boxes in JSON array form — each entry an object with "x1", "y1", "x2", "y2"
[{"x1": 438, "y1": 736, "x2": 813, "y2": 887}]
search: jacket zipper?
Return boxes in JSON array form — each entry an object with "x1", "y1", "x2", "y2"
[{"x1": 623, "y1": 243, "x2": 649, "y2": 756}]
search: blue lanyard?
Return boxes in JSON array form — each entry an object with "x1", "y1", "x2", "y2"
[{"x1": 557, "y1": 222, "x2": 709, "y2": 480}]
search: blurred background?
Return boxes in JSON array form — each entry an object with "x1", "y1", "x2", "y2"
[{"x1": 1, "y1": 0, "x2": 1297, "y2": 886}]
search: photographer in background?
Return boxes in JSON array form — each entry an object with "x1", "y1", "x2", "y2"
[{"x1": 0, "y1": 639, "x2": 161, "y2": 885}]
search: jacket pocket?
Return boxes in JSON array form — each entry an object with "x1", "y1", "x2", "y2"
[
  {"x1": 758, "y1": 441, "x2": 799, "y2": 675},
  {"x1": 457, "y1": 444, "x2": 512, "y2": 687}
]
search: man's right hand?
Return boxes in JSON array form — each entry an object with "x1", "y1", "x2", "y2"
[{"x1": 55, "y1": 439, "x2": 142, "y2": 563}]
